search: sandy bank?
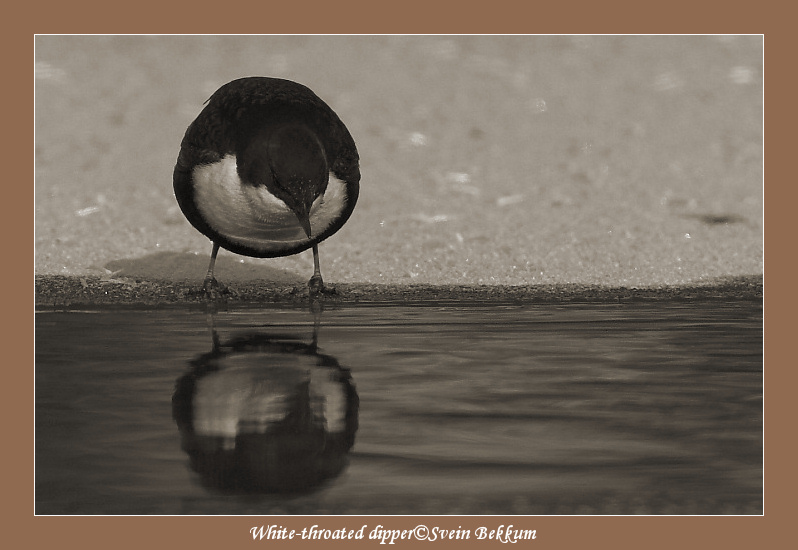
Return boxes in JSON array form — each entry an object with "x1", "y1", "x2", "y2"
[{"x1": 35, "y1": 274, "x2": 763, "y2": 309}]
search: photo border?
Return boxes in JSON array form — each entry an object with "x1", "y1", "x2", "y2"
[{"x1": 25, "y1": 2, "x2": 780, "y2": 548}]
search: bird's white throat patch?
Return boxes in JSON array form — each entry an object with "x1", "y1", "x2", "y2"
[{"x1": 192, "y1": 155, "x2": 348, "y2": 253}]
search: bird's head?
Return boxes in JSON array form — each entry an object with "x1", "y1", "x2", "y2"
[{"x1": 240, "y1": 124, "x2": 329, "y2": 238}]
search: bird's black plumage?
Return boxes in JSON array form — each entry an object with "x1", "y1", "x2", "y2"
[{"x1": 173, "y1": 77, "x2": 360, "y2": 293}]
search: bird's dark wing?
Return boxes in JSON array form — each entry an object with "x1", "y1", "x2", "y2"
[{"x1": 211, "y1": 78, "x2": 360, "y2": 182}]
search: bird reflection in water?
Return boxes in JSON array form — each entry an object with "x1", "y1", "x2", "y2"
[{"x1": 172, "y1": 310, "x2": 358, "y2": 495}]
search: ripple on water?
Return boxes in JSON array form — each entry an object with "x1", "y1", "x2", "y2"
[{"x1": 35, "y1": 300, "x2": 762, "y2": 514}]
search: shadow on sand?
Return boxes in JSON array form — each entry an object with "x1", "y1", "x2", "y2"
[{"x1": 105, "y1": 251, "x2": 304, "y2": 285}]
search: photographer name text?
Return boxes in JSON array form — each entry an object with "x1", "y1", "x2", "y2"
[{"x1": 250, "y1": 524, "x2": 536, "y2": 544}]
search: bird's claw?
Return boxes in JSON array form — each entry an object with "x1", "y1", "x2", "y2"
[
  {"x1": 308, "y1": 275, "x2": 337, "y2": 296},
  {"x1": 202, "y1": 277, "x2": 230, "y2": 299}
]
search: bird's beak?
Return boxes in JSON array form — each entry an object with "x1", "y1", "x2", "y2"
[{"x1": 297, "y1": 211, "x2": 313, "y2": 239}]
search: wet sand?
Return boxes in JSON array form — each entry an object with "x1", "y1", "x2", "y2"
[{"x1": 35, "y1": 274, "x2": 762, "y2": 308}]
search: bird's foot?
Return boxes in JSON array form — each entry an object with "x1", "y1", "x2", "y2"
[
  {"x1": 201, "y1": 277, "x2": 230, "y2": 299},
  {"x1": 308, "y1": 275, "x2": 337, "y2": 296}
]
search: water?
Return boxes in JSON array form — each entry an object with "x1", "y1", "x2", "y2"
[{"x1": 35, "y1": 300, "x2": 763, "y2": 515}]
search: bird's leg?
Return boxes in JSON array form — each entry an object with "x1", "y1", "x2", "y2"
[
  {"x1": 308, "y1": 244, "x2": 325, "y2": 293},
  {"x1": 308, "y1": 244, "x2": 337, "y2": 295},
  {"x1": 202, "y1": 242, "x2": 222, "y2": 293}
]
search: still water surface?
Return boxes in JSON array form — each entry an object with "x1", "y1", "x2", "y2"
[{"x1": 35, "y1": 300, "x2": 763, "y2": 515}]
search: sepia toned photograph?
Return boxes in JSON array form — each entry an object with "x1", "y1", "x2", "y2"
[{"x1": 34, "y1": 35, "x2": 763, "y2": 516}]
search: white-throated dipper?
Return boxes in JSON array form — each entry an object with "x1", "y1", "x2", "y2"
[{"x1": 173, "y1": 77, "x2": 360, "y2": 295}]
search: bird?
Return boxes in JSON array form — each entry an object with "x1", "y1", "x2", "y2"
[{"x1": 173, "y1": 77, "x2": 360, "y2": 295}]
